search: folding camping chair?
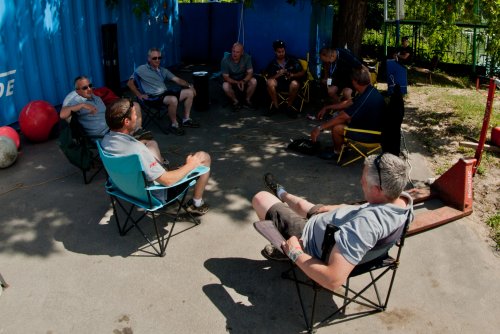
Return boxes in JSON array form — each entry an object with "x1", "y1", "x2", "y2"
[
  {"x1": 269, "y1": 53, "x2": 313, "y2": 113},
  {"x1": 96, "y1": 141, "x2": 210, "y2": 257},
  {"x1": 337, "y1": 84, "x2": 405, "y2": 166},
  {"x1": 336, "y1": 127, "x2": 382, "y2": 167},
  {"x1": 254, "y1": 212, "x2": 412, "y2": 333},
  {"x1": 133, "y1": 73, "x2": 170, "y2": 134},
  {"x1": 58, "y1": 115, "x2": 104, "y2": 184}
]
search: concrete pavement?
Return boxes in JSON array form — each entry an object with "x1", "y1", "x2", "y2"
[{"x1": 0, "y1": 91, "x2": 499, "y2": 333}]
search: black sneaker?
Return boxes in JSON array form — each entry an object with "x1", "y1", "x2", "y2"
[
  {"x1": 133, "y1": 128, "x2": 154, "y2": 141},
  {"x1": 243, "y1": 100, "x2": 257, "y2": 110},
  {"x1": 286, "y1": 106, "x2": 298, "y2": 119},
  {"x1": 185, "y1": 199, "x2": 209, "y2": 215},
  {"x1": 182, "y1": 119, "x2": 200, "y2": 128},
  {"x1": 264, "y1": 173, "x2": 284, "y2": 198},
  {"x1": 318, "y1": 150, "x2": 339, "y2": 161},
  {"x1": 261, "y1": 244, "x2": 289, "y2": 261},
  {"x1": 232, "y1": 102, "x2": 242, "y2": 112},
  {"x1": 169, "y1": 125, "x2": 185, "y2": 136}
]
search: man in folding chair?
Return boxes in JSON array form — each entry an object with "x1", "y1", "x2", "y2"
[
  {"x1": 252, "y1": 153, "x2": 412, "y2": 291},
  {"x1": 60, "y1": 75, "x2": 152, "y2": 141},
  {"x1": 310, "y1": 66, "x2": 385, "y2": 160},
  {"x1": 220, "y1": 42, "x2": 258, "y2": 111},
  {"x1": 101, "y1": 98, "x2": 212, "y2": 214},
  {"x1": 265, "y1": 40, "x2": 305, "y2": 117},
  {"x1": 127, "y1": 47, "x2": 200, "y2": 136}
]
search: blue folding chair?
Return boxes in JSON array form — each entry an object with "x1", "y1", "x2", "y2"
[{"x1": 96, "y1": 141, "x2": 210, "y2": 257}]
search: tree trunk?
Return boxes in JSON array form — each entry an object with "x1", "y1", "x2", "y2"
[{"x1": 333, "y1": 0, "x2": 368, "y2": 57}]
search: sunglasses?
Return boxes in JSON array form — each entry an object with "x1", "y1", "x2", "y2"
[
  {"x1": 77, "y1": 84, "x2": 93, "y2": 90},
  {"x1": 374, "y1": 153, "x2": 385, "y2": 190},
  {"x1": 119, "y1": 100, "x2": 134, "y2": 123},
  {"x1": 151, "y1": 56, "x2": 162, "y2": 61}
]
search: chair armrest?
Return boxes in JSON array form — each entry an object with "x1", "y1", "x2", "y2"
[
  {"x1": 145, "y1": 165, "x2": 210, "y2": 191},
  {"x1": 344, "y1": 127, "x2": 382, "y2": 136}
]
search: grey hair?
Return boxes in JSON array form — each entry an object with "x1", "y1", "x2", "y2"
[
  {"x1": 364, "y1": 153, "x2": 409, "y2": 200},
  {"x1": 73, "y1": 75, "x2": 89, "y2": 89},
  {"x1": 147, "y1": 47, "x2": 161, "y2": 57},
  {"x1": 350, "y1": 66, "x2": 371, "y2": 86}
]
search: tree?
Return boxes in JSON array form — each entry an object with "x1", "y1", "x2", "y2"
[{"x1": 332, "y1": 0, "x2": 369, "y2": 55}]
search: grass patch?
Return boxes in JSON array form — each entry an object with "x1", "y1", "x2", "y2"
[{"x1": 486, "y1": 213, "x2": 500, "y2": 250}]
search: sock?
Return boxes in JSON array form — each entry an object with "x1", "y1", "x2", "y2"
[
  {"x1": 192, "y1": 198, "x2": 203, "y2": 207},
  {"x1": 276, "y1": 187, "x2": 287, "y2": 201},
  {"x1": 182, "y1": 118, "x2": 190, "y2": 123},
  {"x1": 171, "y1": 122, "x2": 179, "y2": 128}
]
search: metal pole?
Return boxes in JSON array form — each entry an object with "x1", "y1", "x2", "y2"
[{"x1": 473, "y1": 78, "x2": 496, "y2": 175}]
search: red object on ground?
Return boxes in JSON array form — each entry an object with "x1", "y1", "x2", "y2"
[
  {"x1": 492, "y1": 127, "x2": 500, "y2": 147},
  {"x1": 18, "y1": 100, "x2": 59, "y2": 143},
  {"x1": 93, "y1": 87, "x2": 119, "y2": 106},
  {"x1": 0, "y1": 126, "x2": 20, "y2": 149}
]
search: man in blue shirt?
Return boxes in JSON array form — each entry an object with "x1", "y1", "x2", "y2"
[
  {"x1": 128, "y1": 48, "x2": 200, "y2": 136},
  {"x1": 311, "y1": 66, "x2": 385, "y2": 160}
]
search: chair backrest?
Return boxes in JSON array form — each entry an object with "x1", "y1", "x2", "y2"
[
  {"x1": 298, "y1": 53, "x2": 314, "y2": 81},
  {"x1": 96, "y1": 141, "x2": 163, "y2": 208},
  {"x1": 381, "y1": 84, "x2": 405, "y2": 155},
  {"x1": 58, "y1": 116, "x2": 93, "y2": 171}
]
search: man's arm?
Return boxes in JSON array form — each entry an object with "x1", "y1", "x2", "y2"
[
  {"x1": 154, "y1": 154, "x2": 201, "y2": 186},
  {"x1": 171, "y1": 76, "x2": 193, "y2": 89},
  {"x1": 311, "y1": 110, "x2": 351, "y2": 142},
  {"x1": 60, "y1": 103, "x2": 97, "y2": 120},
  {"x1": 127, "y1": 78, "x2": 148, "y2": 100},
  {"x1": 283, "y1": 238, "x2": 354, "y2": 291}
]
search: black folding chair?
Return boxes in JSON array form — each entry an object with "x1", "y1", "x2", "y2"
[
  {"x1": 133, "y1": 73, "x2": 171, "y2": 134},
  {"x1": 58, "y1": 115, "x2": 104, "y2": 184},
  {"x1": 254, "y1": 213, "x2": 412, "y2": 333}
]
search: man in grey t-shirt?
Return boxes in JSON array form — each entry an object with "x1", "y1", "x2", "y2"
[
  {"x1": 221, "y1": 42, "x2": 257, "y2": 110},
  {"x1": 101, "y1": 98, "x2": 211, "y2": 214},
  {"x1": 252, "y1": 153, "x2": 413, "y2": 292}
]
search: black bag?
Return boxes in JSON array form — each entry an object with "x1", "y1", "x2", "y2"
[{"x1": 287, "y1": 138, "x2": 321, "y2": 155}]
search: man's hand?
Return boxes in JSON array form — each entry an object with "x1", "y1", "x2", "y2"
[
  {"x1": 310, "y1": 126, "x2": 321, "y2": 143},
  {"x1": 317, "y1": 107, "x2": 329, "y2": 120},
  {"x1": 237, "y1": 81, "x2": 245, "y2": 91},
  {"x1": 185, "y1": 153, "x2": 202, "y2": 169},
  {"x1": 282, "y1": 236, "x2": 303, "y2": 257},
  {"x1": 83, "y1": 103, "x2": 98, "y2": 115},
  {"x1": 137, "y1": 94, "x2": 149, "y2": 101}
]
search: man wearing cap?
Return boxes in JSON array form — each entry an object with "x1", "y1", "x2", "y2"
[{"x1": 265, "y1": 40, "x2": 305, "y2": 117}]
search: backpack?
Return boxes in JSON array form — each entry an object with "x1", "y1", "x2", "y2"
[{"x1": 287, "y1": 138, "x2": 321, "y2": 155}]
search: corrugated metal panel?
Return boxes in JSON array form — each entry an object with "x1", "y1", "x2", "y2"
[{"x1": 0, "y1": 0, "x2": 180, "y2": 126}]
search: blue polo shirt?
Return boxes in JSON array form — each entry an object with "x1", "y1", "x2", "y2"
[{"x1": 132, "y1": 64, "x2": 176, "y2": 96}]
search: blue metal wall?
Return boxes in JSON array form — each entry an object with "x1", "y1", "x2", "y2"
[
  {"x1": 178, "y1": 0, "x2": 333, "y2": 75},
  {"x1": 0, "y1": 0, "x2": 180, "y2": 126}
]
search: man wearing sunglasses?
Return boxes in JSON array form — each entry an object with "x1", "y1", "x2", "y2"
[
  {"x1": 252, "y1": 153, "x2": 412, "y2": 292},
  {"x1": 102, "y1": 98, "x2": 211, "y2": 214},
  {"x1": 128, "y1": 47, "x2": 200, "y2": 136},
  {"x1": 60, "y1": 76, "x2": 151, "y2": 140}
]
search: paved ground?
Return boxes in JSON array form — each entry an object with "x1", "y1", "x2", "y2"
[{"x1": 1, "y1": 84, "x2": 499, "y2": 334}]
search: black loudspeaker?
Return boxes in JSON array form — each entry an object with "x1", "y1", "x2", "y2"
[{"x1": 101, "y1": 24, "x2": 120, "y2": 95}]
